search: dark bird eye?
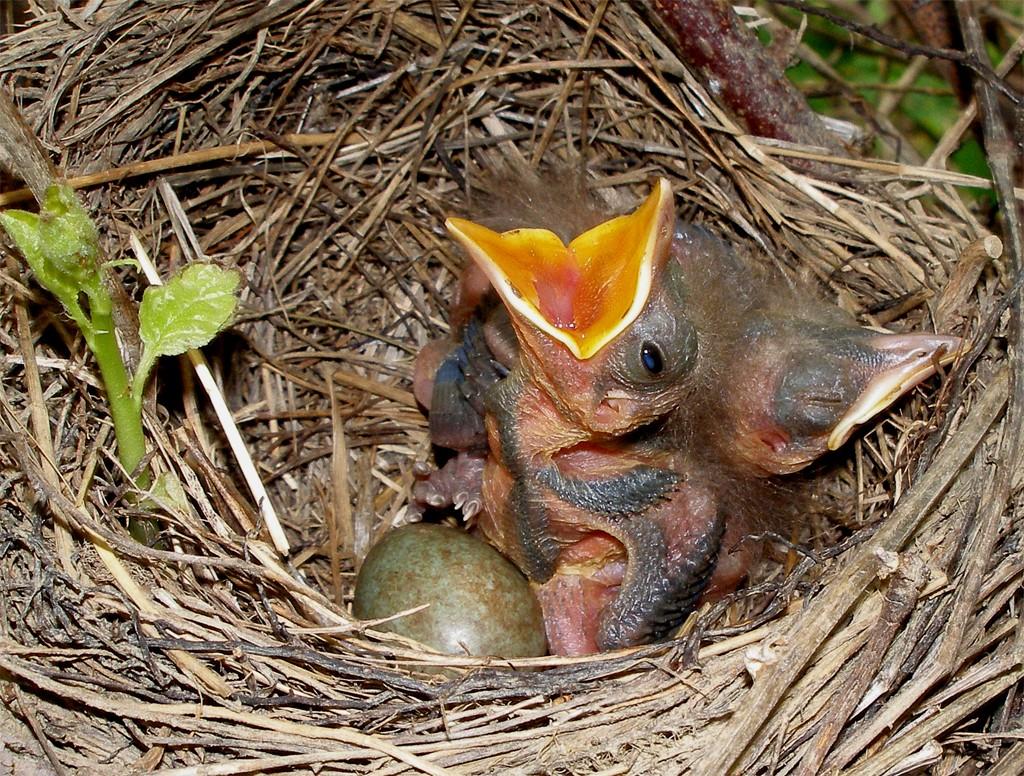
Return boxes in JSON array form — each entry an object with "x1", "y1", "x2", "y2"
[{"x1": 640, "y1": 341, "x2": 664, "y2": 374}]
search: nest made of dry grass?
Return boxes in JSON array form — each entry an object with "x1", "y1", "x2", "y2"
[{"x1": 0, "y1": 2, "x2": 1021, "y2": 774}]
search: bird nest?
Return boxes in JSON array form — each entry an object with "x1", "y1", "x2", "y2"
[{"x1": 0, "y1": 2, "x2": 1020, "y2": 774}]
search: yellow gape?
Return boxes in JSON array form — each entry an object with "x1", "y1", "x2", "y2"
[{"x1": 446, "y1": 178, "x2": 674, "y2": 360}]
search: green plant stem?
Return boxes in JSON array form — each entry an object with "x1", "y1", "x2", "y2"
[
  {"x1": 83, "y1": 283, "x2": 159, "y2": 545},
  {"x1": 90, "y1": 314, "x2": 150, "y2": 489},
  {"x1": 1, "y1": 183, "x2": 163, "y2": 544}
]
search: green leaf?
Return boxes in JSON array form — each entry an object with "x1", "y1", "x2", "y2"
[
  {"x1": 0, "y1": 185, "x2": 102, "y2": 316},
  {"x1": 0, "y1": 208, "x2": 47, "y2": 280},
  {"x1": 140, "y1": 263, "x2": 240, "y2": 357},
  {"x1": 134, "y1": 263, "x2": 240, "y2": 401},
  {"x1": 152, "y1": 472, "x2": 191, "y2": 517}
]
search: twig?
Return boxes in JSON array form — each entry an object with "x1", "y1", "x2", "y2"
[
  {"x1": 330, "y1": 369, "x2": 418, "y2": 407},
  {"x1": 795, "y1": 554, "x2": 926, "y2": 776},
  {"x1": 8, "y1": 256, "x2": 78, "y2": 579},
  {"x1": 989, "y1": 742, "x2": 1024, "y2": 776},
  {"x1": 0, "y1": 126, "x2": 426, "y2": 207},
  {"x1": 12, "y1": 685, "x2": 71, "y2": 776},
  {"x1": 60, "y1": 0, "x2": 311, "y2": 144},
  {"x1": 531, "y1": 0, "x2": 610, "y2": 164},
  {"x1": 843, "y1": 667, "x2": 1024, "y2": 776},
  {"x1": 752, "y1": 142, "x2": 1024, "y2": 199},
  {"x1": 933, "y1": 235, "x2": 1004, "y2": 332},
  {"x1": 953, "y1": 4, "x2": 1024, "y2": 760},
  {"x1": 734, "y1": 133, "x2": 928, "y2": 286},
  {"x1": 698, "y1": 369, "x2": 1008, "y2": 775},
  {"x1": 0, "y1": 653, "x2": 454, "y2": 776},
  {"x1": 633, "y1": 0, "x2": 846, "y2": 152},
  {"x1": 327, "y1": 369, "x2": 353, "y2": 596},
  {"x1": 769, "y1": 0, "x2": 1023, "y2": 107},
  {"x1": 0, "y1": 416, "x2": 235, "y2": 698},
  {"x1": 0, "y1": 87, "x2": 56, "y2": 201},
  {"x1": 927, "y1": 30, "x2": 1024, "y2": 167}
]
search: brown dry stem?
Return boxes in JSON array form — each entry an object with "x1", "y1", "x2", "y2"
[{"x1": 0, "y1": 2, "x2": 1020, "y2": 773}]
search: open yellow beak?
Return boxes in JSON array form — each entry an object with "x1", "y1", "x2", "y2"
[
  {"x1": 446, "y1": 178, "x2": 674, "y2": 360},
  {"x1": 826, "y1": 333, "x2": 962, "y2": 450}
]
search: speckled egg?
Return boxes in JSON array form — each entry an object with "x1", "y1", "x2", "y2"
[{"x1": 353, "y1": 523, "x2": 547, "y2": 657}]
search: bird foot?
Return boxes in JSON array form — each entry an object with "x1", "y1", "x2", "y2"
[{"x1": 410, "y1": 452, "x2": 486, "y2": 519}]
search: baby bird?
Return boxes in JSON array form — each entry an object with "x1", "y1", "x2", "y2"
[{"x1": 414, "y1": 174, "x2": 960, "y2": 655}]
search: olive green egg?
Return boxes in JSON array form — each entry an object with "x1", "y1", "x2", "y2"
[{"x1": 352, "y1": 523, "x2": 547, "y2": 657}]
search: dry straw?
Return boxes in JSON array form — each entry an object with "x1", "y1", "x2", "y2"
[{"x1": 0, "y1": 1, "x2": 1021, "y2": 774}]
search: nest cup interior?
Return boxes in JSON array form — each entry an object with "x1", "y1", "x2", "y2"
[{"x1": 0, "y1": 2, "x2": 1016, "y2": 774}]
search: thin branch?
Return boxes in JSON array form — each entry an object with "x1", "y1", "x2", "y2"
[
  {"x1": 769, "y1": 0, "x2": 1023, "y2": 107},
  {"x1": 0, "y1": 88, "x2": 56, "y2": 200},
  {"x1": 632, "y1": 0, "x2": 847, "y2": 153}
]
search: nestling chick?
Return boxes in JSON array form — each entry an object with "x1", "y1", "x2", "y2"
[{"x1": 414, "y1": 173, "x2": 961, "y2": 655}]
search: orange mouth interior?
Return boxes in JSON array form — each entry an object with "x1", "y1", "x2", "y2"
[{"x1": 446, "y1": 178, "x2": 672, "y2": 360}]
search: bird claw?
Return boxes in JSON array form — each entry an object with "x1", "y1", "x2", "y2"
[
  {"x1": 409, "y1": 452, "x2": 486, "y2": 516},
  {"x1": 403, "y1": 501, "x2": 426, "y2": 520}
]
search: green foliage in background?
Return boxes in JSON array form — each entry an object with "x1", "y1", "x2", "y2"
[{"x1": 772, "y1": 0, "x2": 1020, "y2": 204}]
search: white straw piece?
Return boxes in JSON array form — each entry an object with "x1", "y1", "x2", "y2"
[{"x1": 129, "y1": 230, "x2": 291, "y2": 557}]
